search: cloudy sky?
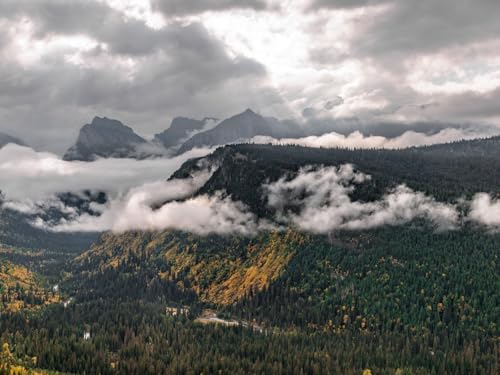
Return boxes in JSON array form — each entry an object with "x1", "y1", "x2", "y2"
[{"x1": 1, "y1": 0, "x2": 500, "y2": 152}]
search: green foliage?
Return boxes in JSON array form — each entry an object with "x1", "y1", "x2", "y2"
[{"x1": 1, "y1": 141, "x2": 500, "y2": 374}]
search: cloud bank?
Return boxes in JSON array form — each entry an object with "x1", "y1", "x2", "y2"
[
  {"x1": 252, "y1": 127, "x2": 498, "y2": 150},
  {"x1": 0, "y1": 144, "x2": 212, "y2": 201},
  {"x1": 3, "y1": 146, "x2": 498, "y2": 236},
  {"x1": 32, "y1": 164, "x2": 466, "y2": 236},
  {"x1": 34, "y1": 175, "x2": 259, "y2": 236},
  {"x1": 264, "y1": 165, "x2": 458, "y2": 233}
]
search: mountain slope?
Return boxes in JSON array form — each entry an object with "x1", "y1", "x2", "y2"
[
  {"x1": 173, "y1": 141, "x2": 500, "y2": 218},
  {"x1": 415, "y1": 134, "x2": 500, "y2": 156},
  {"x1": 72, "y1": 138, "x2": 500, "y2": 304},
  {"x1": 177, "y1": 109, "x2": 301, "y2": 154},
  {"x1": 63, "y1": 117, "x2": 150, "y2": 161},
  {"x1": 153, "y1": 116, "x2": 217, "y2": 149},
  {"x1": 71, "y1": 229, "x2": 303, "y2": 305},
  {"x1": 0, "y1": 132, "x2": 25, "y2": 149},
  {"x1": 3, "y1": 139, "x2": 500, "y2": 374}
]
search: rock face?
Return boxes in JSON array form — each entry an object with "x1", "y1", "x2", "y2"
[
  {"x1": 0, "y1": 132, "x2": 25, "y2": 149},
  {"x1": 63, "y1": 117, "x2": 149, "y2": 161},
  {"x1": 153, "y1": 117, "x2": 217, "y2": 149},
  {"x1": 176, "y1": 109, "x2": 301, "y2": 154}
]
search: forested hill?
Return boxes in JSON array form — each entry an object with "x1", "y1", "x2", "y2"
[
  {"x1": 173, "y1": 140, "x2": 500, "y2": 217},
  {"x1": 415, "y1": 135, "x2": 500, "y2": 156},
  {"x1": 1, "y1": 138, "x2": 499, "y2": 374}
]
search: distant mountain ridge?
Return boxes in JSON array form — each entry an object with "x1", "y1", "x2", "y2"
[
  {"x1": 62, "y1": 109, "x2": 301, "y2": 161},
  {"x1": 61, "y1": 110, "x2": 499, "y2": 161},
  {"x1": 63, "y1": 117, "x2": 151, "y2": 161},
  {"x1": 176, "y1": 109, "x2": 302, "y2": 154},
  {"x1": 153, "y1": 116, "x2": 218, "y2": 149}
]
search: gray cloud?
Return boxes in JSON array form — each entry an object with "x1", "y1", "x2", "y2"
[
  {"x1": 305, "y1": 0, "x2": 500, "y2": 127},
  {"x1": 309, "y1": 0, "x2": 500, "y2": 57},
  {"x1": 358, "y1": 1, "x2": 500, "y2": 58},
  {"x1": 152, "y1": 0, "x2": 270, "y2": 16},
  {"x1": 1, "y1": 0, "x2": 499, "y2": 153},
  {"x1": 430, "y1": 88, "x2": 500, "y2": 120},
  {"x1": 302, "y1": 96, "x2": 344, "y2": 118},
  {"x1": 324, "y1": 96, "x2": 344, "y2": 110},
  {"x1": 308, "y1": 0, "x2": 378, "y2": 10},
  {"x1": 0, "y1": 0, "x2": 279, "y2": 152},
  {"x1": 0, "y1": 0, "x2": 168, "y2": 56}
]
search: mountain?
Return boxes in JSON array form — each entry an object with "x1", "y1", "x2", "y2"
[
  {"x1": 153, "y1": 116, "x2": 217, "y2": 149},
  {"x1": 63, "y1": 116, "x2": 151, "y2": 161},
  {"x1": 173, "y1": 140, "x2": 500, "y2": 215},
  {"x1": 0, "y1": 132, "x2": 25, "y2": 148},
  {"x1": 2, "y1": 138, "x2": 499, "y2": 374},
  {"x1": 52, "y1": 139, "x2": 498, "y2": 373},
  {"x1": 177, "y1": 109, "x2": 301, "y2": 154}
]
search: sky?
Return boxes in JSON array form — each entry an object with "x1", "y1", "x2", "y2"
[{"x1": 1, "y1": 0, "x2": 500, "y2": 153}]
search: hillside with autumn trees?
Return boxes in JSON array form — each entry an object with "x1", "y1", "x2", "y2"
[{"x1": 1, "y1": 141, "x2": 499, "y2": 374}]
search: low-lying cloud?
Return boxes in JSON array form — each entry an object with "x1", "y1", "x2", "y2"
[
  {"x1": 35, "y1": 164, "x2": 463, "y2": 235},
  {"x1": 264, "y1": 165, "x2": 459, "y2": 233},
  {"x1": 0, "y1": 144, "x2": 213, "y2": 201},
  {"x1": 4, "y1": 149, "x2": 499, "y2": 235},
  {"x1": 35, "y1": 175, "x2": 259, "y2": 236},
  {"x1": 252, "y1": 127, "x2": 498, "y2": 150},
  {"x1": 469, "y1": 193, "x2": 500, "y2": 229}
]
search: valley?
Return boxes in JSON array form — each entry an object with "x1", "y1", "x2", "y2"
[{"x1": 1, "y1": 141, "x2": 499, "y2": 374}]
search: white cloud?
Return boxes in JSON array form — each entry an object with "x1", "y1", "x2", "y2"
[
  {"x1": 37, "y1": 163, "x2": 459, "y2": 235},
  {"x1": 0, "y1": 145, "x2": 259, "y2": 235},
  {"x1": 23, "y1": 159, "x2": 500, "y2": 236},
  {"x1": 264, "y1": 165, "x2": 459, "y2": 233},
  {"x1": 2, "y1": 145, "x2": 495, "y2": 236},
  {"x1": 0, "y1": 143, "x2": 213, "y2": 201},
  {"x1": 36, "y1": 179, "x2": 259, "y2": 236},
  {"x1": 252, "y1": 127, "x2": 498, "y2": 150},
  {"x1": 469, "y1": 193, "x2": 500, "y2": 229}
]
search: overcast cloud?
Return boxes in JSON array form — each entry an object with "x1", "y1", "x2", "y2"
[
  {"x1": 0, "y1": 0, "x2": 499, "y2": 152},
  {"x1": 152, "y1": 0, "x2": 271, "y2": 16}
]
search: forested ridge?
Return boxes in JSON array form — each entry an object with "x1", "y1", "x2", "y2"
[
  {"x1": 174, "y1": 142, "x2": 500, "y2": 217},
  {"x1": 1, "y1": 140, "x2": 499, "y2": 374}
]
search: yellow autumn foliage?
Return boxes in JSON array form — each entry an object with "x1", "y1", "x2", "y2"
[
  {"x1": 1, "y1": 260, "x2": 60, "y2": 312},
  {"x1": 73, "y1": 229, "x2": 305, "y2": 305}
]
